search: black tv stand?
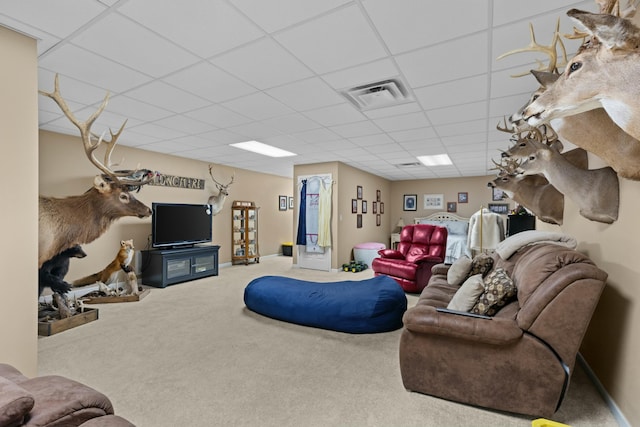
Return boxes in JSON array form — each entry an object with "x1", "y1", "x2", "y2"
[{"x1": 141, "y1": 245, "x2": 220, "y2": 288}]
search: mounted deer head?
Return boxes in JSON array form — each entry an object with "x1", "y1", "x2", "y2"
[
  {"x1": 207, "y1": 165, "x2": 235, "y2": 216},
  {"x1": 488, "y1": 158, "x2": 564, "y2": 225},
  {"x1": 38, "y1": 74, "x2": 154, "y2": 268},
  {"x1": 503, "y1": 134, "x2": 619, "y2": 224},
  {"x1": 522, "y1": 9, "x2": 640, "y2": 142}
]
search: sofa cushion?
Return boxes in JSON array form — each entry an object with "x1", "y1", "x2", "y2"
[
  {"x1": 468, "y1": 253, "x2": 494, "y2": 278},
  {"x1": 471, "y1": 268, "x2": 517, "y2": 316},
  {"x1": 0, "y1": 377, "x2": 35, "y2": 427},
  {"x1": 447, "y1": 256, "x2": 472, "y2": 286},
  {"x1": 447, "y1": 274, "x2": 485, "y2": 311}
]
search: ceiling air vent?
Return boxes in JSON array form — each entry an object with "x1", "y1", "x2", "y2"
[
  {"x1": 342, "y1": 78, "x2": 411, "y2": 111},
  {"x1": 395, "y1": 162, "x2": 422, "y2": 169}
]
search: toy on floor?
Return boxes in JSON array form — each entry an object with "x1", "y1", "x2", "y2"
[{"x1": 342, "y1": 261, "x2": 368, "y2": 272}]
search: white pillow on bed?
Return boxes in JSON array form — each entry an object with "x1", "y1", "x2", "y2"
[{"x1": 447, "y1": 274, "x2": 485, "y2": 312}]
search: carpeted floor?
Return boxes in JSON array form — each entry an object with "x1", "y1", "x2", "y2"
[{"x1": 38, "y1": 256, "x2": 618, "y2": 427}]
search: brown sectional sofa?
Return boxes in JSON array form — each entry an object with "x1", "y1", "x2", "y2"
[
  {"x1": 399, "y1": 242, "x2": 608, "y2": 418},
  {"x1": 0, "y1": 363, "x2": 134, "y2": 427}
]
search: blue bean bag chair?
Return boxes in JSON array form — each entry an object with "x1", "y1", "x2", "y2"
[{"x1": 244, "y1": 275, "x2": 407, "y2": 333}]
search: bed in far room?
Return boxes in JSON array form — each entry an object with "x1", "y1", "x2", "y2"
[{"x1": 414, "y1": 212, "x2": 471, "y2": 264}]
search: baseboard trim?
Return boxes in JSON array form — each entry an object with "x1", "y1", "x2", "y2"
[{"x1": 577, "y1": 353, "x2": 630, "y2": 427}]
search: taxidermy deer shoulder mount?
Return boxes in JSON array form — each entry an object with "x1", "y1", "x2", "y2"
[
  {"x1": 38, "y1": 74, "x2": 156, "y2": 268},
  {"x1": 207, "y1": 165, "x2": 235, "y2": 216}
]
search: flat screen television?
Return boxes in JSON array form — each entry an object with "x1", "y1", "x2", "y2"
[{"x1": 152, "y1": 202, "x2": 213, "y2": 248}]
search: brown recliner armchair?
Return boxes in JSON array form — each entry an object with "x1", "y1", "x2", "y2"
[
  {"x1": 0, "y1": 363, "x2": 134, "y2": 426},
  {"x1": 399, "y1": 243, "x2": 607, "y2": 418},
  {"x1": 372, "y1": 224, "x2": 447, "y2": 293}
]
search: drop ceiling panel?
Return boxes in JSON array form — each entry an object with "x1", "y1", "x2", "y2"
[
  {"x1": 363, "y1": 0, "x2": 490, "y2": 54},
  {"x1": 214, "y1": 38, "x2": 314, "y2": 90},
  {"x1": 222, "y1": 92, "x2": 294, "y2": 121},
  {"x1": 118, "y1": 0, "x2": 263, "y2": 58},
  {"x1": 303, "y1": 104, "x2": 367, "y2": 127},
  {"x1": 414, "y1": 75, "x2": 488, "y2": 111},
  {"x1": 275, "y1": 5, "x2": 387, "y2": 74},
  {"x1": 124, "y1": 81, "x2": 209, "y2": 113},
  {"x1": 266, "y1": 78, "x2": 344, "y2": 111}
]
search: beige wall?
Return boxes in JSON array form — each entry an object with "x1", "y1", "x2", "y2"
[
  {"x1": 39, "y1": 130, "x2": 294, "y2": 280},
  {"x1": 537, "y1": 173, "x2": 640, "y2": 425},
  {"x1": 0, "y1": 26, "x2": 39, "y2": 376}
]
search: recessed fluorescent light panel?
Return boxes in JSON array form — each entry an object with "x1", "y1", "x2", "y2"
[
  {"x1": 417, "y1": 154, "x2": 453, "y2": 166},
  {"x1": 230, "y1": 140, "x2": 296, "y2": 157}
]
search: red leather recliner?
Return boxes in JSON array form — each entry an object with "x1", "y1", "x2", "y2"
[{"x1": 372, "y1": 224, "x2": 447, "y2": 293}]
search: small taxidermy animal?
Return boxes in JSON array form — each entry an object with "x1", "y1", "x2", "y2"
[
  {"x1": 73, "y1": 239, "x2": 135, "y2": 288},
  {"x1": 39, "y1": 245, "x2": 87, "y2": 296}
]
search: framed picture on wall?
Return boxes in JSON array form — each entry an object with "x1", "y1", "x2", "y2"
[
  {"x1": 458, "y1": 192, "x2": 468, "y2": 203},
  {"x1": 279, "y1": 195, "x2": 287, "y2": 211},
  {"x1": 424, "y1": 194, "x2": 444, "y2": 210},
  {"x1": 362, "y1": 200, "x2": 367, "y2": 214},
  {"x1": 488, "y1": 203, "x2": 509, "y2": 214},
  {"x1": 380, "y1": 202, "x2": 384, "y2": 214},
  {"x1": 357, "y1": 214, "x2": 362, "y2": 228},
  {"x1": 492, "y1": 187, "x2": 505, "y2": 201},
  {"x1": 288, "y1": 197, "x2": 294, "y2": 209},
  {"x1": 376, "y1": 190, "x2": 381, "y2": 202},
  {"x1": 352, "y1": 199, "x2": 358, "y2": 214},
  {"x1": 403, "y1": 194, "x2": 417, "y2": 211},
  {"x1": 357, "y1": 185, "x2": 363, "y2": 200},
  {"x1": 376, "y1": 214, "x2": 381, "y2": 226},
  {"x1": 447, "y1": 202, "x2": 457, "y2": 213},
  {"x1": 372, "y1": 201, "x2": 377, "y2": 214}
]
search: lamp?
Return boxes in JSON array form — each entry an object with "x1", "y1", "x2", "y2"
[{"x1": 393, "y1": 218, "x2": 405, "y2": 233}]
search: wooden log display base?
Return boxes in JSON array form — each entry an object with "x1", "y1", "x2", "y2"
[
  {"x1": 38, "y1": 308, "x2": 99, "y2": 336},
  {"x1": 81, "y1": 288, "x2": 150, "y2": 304}
]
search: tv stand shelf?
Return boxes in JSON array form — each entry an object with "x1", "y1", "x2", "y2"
[{"x1": 141, "y1": 245, "x2": 220, "y2": 288}]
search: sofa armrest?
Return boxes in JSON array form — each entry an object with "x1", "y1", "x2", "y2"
[
  {"x1": 402, "y1": 305, "x2": 522, "y2": 345},
  {"x1": 431, "y1": 263, "x2": 450, "y2": 275}
]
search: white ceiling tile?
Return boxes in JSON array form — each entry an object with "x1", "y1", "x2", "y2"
[
  {"x1": 153, "y1": 115, "x2": 217, "y2": 135},
  {"x1": 414, "y1": 75, "x2": 488, "y2": 111},
  {"x1": 266, "y1": 78, "x2": 344, "y2": 111},
  {"x1": 262, "y1": 114, "x2": 322, "y2": 134},
  {"x1": 490, "y1": 68, "x2": 539, "y2": 99},
  {"x1": 374, "y1": 112, "x2": 430, "y2": 133},
  {"x1": 363, "y1": 102, "x2": 421, "y2": 119},
  {"x1": 231, "y1": 0, "x2": 351, "y2": 33},
  {"x1": 275, "y1": 5, "x2": 387, "y2": 74},
  {"x1": 71, "y1": 13, "x2": 199, "y2": 78},
  {"x1": 215, "y1": 38, "x2": 313, "y2": 90},
  {"x1": 435, "y1": 119, "x2": 488, "y2": 137},
  {"x1": 185, "y1": 105, "x2": 252, "y2": 129},
  {"x1": 396, "y1": 33, "x2": 488, "y2": 88},
  {"x1": 39, "y1": 44, "x2": 151, "y2": 93},
  {"x1": 364, "y1": 0, "x2": 490, "y2": 54},
  {"x1": 163, "y1": 62, "x2": 256, "y2": 103},
  {"x1": 303, "y1": 104, "x2": 367, "y2": 127},
  {"x1": 226, "y1": 121, "x2": 283, "y2": 140},
  {"x1": 118, "y1": 0, "x2": 263, "y2": 58},
  {"x1": 124, "y1": 81, "x2": 210, "y2": 113},
  {"x1": 222, "y1": 92, "x2": 294, "y2": 121},
  {"x1": 329, "y1": 121, "x2": 381, "y2": 138},
  {"x1": 426, "y1": 101, "x2": 488, "y2": 126},
  {"x1": 388, "y1": 127, "x2": 438, "y2": 143},
  {"x1": 349, "y1": 133, "x2": 394, "y2": 147},
  {"x1": 292, "y1": 128, "x2": 342, "y2": 144},
  {"x1": 322, "y1": 58, "x2": 400, "y2": 90},
  {"x1": 492, "y1": 0, "x2": 592, "y2": 26},
  {"x1": 108, "y1": 95, "x2": 173, "y2": 122}
]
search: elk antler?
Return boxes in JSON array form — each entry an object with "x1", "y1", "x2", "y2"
[
  {"x1": 39, "y1": 74, "x2": 154, "y2": 187},
  {"x1": 497, "y1": 18, "x2": 568, "y2": 76}
]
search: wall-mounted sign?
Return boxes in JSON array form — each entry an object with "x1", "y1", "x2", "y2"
[{"x1": 149, "y1": 173, "x2": 205, "y2": 190}]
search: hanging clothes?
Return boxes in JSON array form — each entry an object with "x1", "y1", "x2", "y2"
[
  {"x1": 296, "y1": 179, "x2": 307, "y2": 245},
  {"x1": 304, "y1": 177, "x2": 323, "y2": 253},
  {"x1": 468, "y1": 208, "x2": 505, "y2": 251},
  {"x1": 318, "y1": 179, "x2": 332, "y2": 247}
]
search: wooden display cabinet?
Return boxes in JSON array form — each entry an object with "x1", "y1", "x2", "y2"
[{"x1": 232, "y1": 201, "x2": 260, "y2": 265}]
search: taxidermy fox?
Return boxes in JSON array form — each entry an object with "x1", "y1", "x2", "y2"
[{"x1": 73, "y1": 239, "x2": 135, "y2": 287}]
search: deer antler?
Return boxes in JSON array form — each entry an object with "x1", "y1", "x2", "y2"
[
  {"x1": 497, "y1": 18, "x2": 568, "y2": 76},
  {"x1": 496, "y1": 116, "x2": 515, "y2": 134},
  {"x1": 39, "y1": 74, "x2": 154, "y2": 187},
  {"x1": 208, "y1": 165, "x2": 235, "y2": 188},
  {"x1": 490, "y1": 158, "x2": 521, "y2": 176}
]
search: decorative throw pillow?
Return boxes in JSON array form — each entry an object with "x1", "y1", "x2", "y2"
[
  {"x1": 471, "y1": 268, "x2": 517, "y2": 316},
  {"x1": 447, "y1": 274, "x2": 485, "y2": 311},
  {"x1": 468, "y1": 253, "x2": 494, "y2": 278},
  {"x1": 447, "y1": 256, "x2": 473, "y2": 286},
  {"x1": 0, "y1": 377, "x2": 35, "y2": 427}
]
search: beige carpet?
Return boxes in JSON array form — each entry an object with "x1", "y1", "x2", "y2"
[{"x1": 38, "y1": 256, "x2": 617, "y2": 427}]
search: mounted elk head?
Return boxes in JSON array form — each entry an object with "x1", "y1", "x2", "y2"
[
  {"x1": 207, "y1": 165, "x2": 234, "y2": 216},
  {"x1": 522, "y1": 9, "x2": 640, "y2": 142},
  {"x1": 38, "y1": 74, "x2": 154, "y2": 268},
  {"x1": 503, "y1": 131, "x2": 619, "y2": 223},
  {"x1": 488, "y1": 158, "x2": 564, "y2": 225}
]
